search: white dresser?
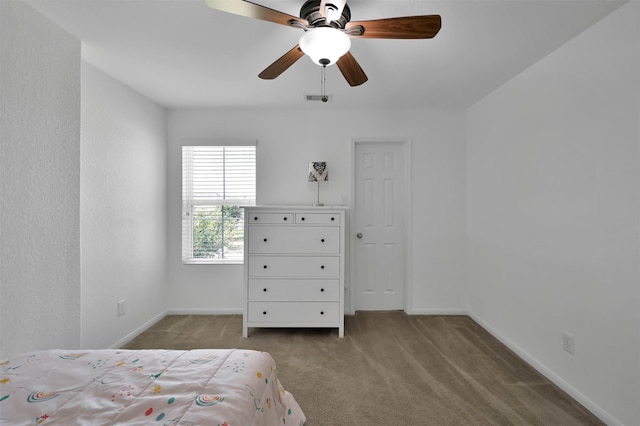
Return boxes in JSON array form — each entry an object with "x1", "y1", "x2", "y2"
[{"x1": 243, "y1": 206, "x2": 346, "y2": 337}]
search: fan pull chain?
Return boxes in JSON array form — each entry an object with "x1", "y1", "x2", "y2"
[{"x1": 321, "y1": 65, "x2": 328, "y2": 103}]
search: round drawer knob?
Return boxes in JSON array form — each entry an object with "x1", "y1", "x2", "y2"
[
  {"x1": 283, "y1": 217, "x2": 287, "y2": 221},
  {"x1": 301, "y1": 217, "x2": 305, "y2": 221},
  {"x1": 331, "y1": 217, "x2": 335, "y2": 221},
  {"x1": 320, "y1": 288, "x2": 325, "y2": 292},
  {"x1": 263, "y1": 238, "x2": 268, "y2": 242},
  {"x1": 321, "y1": 239, "x2": 325, "y2": 243},
  {"x1": 320, "y1": 311, "x2": 325, "y2": 315},
  {"x1": 254, "y1": 217, "x2": 258, "y2": 221},
  {"x1": 263, "y1": 311, "x2": 267, "y2": 315},
  {"x1": 263, "y1": 265, "x2": 268, "y2": 269},
  {"x1": 320, "y1": 265, "x2": 325, "y2": 269},
  {"x1": 263, "y1": 288, "x2": 268, "y2": 292}
]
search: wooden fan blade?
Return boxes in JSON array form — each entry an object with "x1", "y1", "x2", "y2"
[
  {"x1": 346, "y1": 15, "x2": 441, "y2": 39},
  {"x1": 259, "y1": 45, "x2": 305, "y2": 79},
  {"x1": 204, "y1": 0, "x2": 306, "y2": 27},
  {"x1": 336, "y1": 52, "x2": 368, "y2": 87}
]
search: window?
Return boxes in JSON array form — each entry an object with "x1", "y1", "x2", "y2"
[{"x1": 182, "y1": 144, "x2": 256, "y2": 264}]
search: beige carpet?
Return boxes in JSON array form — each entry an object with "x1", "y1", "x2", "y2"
[{"x1": 123, "y1": 312, "x2": 602, "y2": 426}]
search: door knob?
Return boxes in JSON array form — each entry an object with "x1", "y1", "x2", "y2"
[{"x1": 356, "y1": 233, "x2": 363, "y2": 239}]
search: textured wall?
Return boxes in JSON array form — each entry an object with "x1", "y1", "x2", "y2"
[
  {"x1": 166, "y1": 108, "x2": 467, "y2": 315},
  {"x1": 466, "y1": 2, "x2": 639, "y2": 424},
  {"x1": 0, "y1": 1, "x2": 81, "y2": 358},
  {"x1": 80, "y1": 63, "x2": 168, "y2": 349}
]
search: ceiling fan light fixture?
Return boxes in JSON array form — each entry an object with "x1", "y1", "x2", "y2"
[{"x1": 299, "y1": 27, "x2": 351, "y2": 66}]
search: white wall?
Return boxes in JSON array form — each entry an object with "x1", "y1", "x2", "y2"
[
  {"x1": 80, "y1": 63, "x2": 168, "y2": 349},
  {"x1": 167, "y1": 108, "x2": 466, "y2": 314},
  {"x1": 466, "y1": 2, "x2": 639, "y2": 425},
  {"x1": 0, "y1": 1, "x2": 81, "y2": 359}
]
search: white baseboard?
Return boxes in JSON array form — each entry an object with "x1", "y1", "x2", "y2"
[
  {"x1": 111, "y1": 310, "x2": 167, "y2": 349},
  {"x1": 166, "y1": 308, "x2": 243, "y2": 315},
  {"x1": 468, "y1": 311, "x2": 621, "y2": 426},
  {"x1": 406, "y1": 308, "x2": 468, "y2": 315},
  {"x1": 344, "y1": 308, "x2": 467, "y2": 315}
]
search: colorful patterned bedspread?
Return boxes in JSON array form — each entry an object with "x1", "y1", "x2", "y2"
[{"x1": 0, "y1": 349, "x2": 306, "y2": 425}]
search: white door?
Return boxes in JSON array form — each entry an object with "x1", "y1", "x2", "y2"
[{"x1": 353, "y1": 141, "x2": 406, "y2": 310}]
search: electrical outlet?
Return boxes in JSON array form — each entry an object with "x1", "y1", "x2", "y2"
[
  {"x1": 562, "y1": 331, "x2": 574, "y2": 355},
  {"x1": 117, "y1": 300, "x2": 126, "y2": 317}
]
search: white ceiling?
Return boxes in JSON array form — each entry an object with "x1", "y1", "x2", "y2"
[{"x1": 28, "y1": 0, "x2": 626, "y2": 109}]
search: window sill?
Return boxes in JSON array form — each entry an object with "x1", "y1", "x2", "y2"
[{"x1": 182, "y1": 260, "x2": 243, "y2": 266}]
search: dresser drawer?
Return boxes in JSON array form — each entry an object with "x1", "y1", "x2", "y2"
[
  {"x1": 248, "y1": 256, "x2": 339, "y2": 277},
  {"x1": 248, "y1": 213, "x2": 293, "y2": 224},
  {"x1": 248, "y1": 279, "x2": 340, "y2": 301},
  {"x1": 247, "y1": 301, "x2": 340, "y2": 323},
  {"x1": 295, "y1": 213, "x2": 340, "y2": 224},
  {"x1": 248, "y1": 226, "x2": 340, "y2": 254}
]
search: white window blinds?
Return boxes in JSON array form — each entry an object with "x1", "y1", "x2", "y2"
[
  {"x1": 182, "y1": 145, "x2": 256, "y2": 206},
  {"x1": 182, "y1": 145, "x2": 256, "y2": 264}
]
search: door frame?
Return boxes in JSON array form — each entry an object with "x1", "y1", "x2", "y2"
[{"x1": 348, "y1": 138, "x2": 413, "y2": 314}]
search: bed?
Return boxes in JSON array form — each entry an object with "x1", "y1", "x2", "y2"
[{"x1": 1, "y1": 349, "x2": 306, "y2": 425}]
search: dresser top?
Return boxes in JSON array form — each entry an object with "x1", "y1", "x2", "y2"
[{"x1": 242, "y1": 205, "x2": 349, "y2": 210}]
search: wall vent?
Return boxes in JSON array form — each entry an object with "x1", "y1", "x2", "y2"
[{"x1": 304, "y1": 94, "x2": 333, "y2": 102}]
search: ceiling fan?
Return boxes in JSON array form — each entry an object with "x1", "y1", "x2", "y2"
[{"x1": 204, "y1": 0, "x2": 441, "y2": 88}]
